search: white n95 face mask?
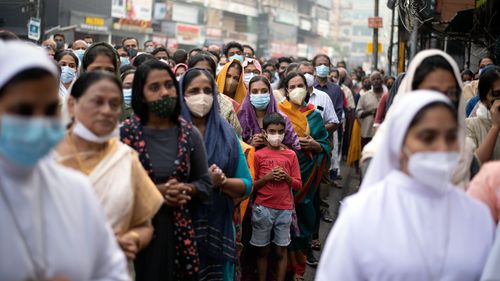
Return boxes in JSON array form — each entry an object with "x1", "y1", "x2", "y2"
[
  {"x1": 266, "y1": 133, "x2": 284, "y2": 147},
  {"x1": 405, "y1": 149, "x2": 459, "y2": 194},
  {"x1": 289, "y1": 88, "x2": 308, "y2": 106},
  {"x1": 185, "y1": 94, "x2": 214, "y2": 117}
]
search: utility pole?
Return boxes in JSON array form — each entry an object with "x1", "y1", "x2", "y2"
[
  {"x1": 38, "y1": 0, "x2": 45, "y2": 44},
  {"x1": 372, "y1": 0, "x2": 379, "y2": 70},
  {"x1": 388, "y1": 5, "x2": 395, "y2": 76},
  {"x1": 409, "y1": 22, "x2": 418, "y2": 60}
]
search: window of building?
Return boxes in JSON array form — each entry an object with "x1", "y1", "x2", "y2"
[{"x1": 298, "y1": 1, "x2": 310, "y2": 15}]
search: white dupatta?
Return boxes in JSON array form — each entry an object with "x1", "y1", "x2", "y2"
[{"x1": 89, "y1": 142, "x2": 134, "y2": 233}]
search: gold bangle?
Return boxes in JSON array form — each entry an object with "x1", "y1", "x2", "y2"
[{"x1": 128, "y1": 230, "x2": 141, "y2": 249}]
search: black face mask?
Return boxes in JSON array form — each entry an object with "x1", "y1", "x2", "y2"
[
  {"x1": 363, "y1": 84, "x2": 371, "y2": 90},
  {"x1": 127, "y1": 48, "x2": 138, "y2": 58},
  {"x1": 56, "y1": 41, "x2": 64, "y2": 50}
]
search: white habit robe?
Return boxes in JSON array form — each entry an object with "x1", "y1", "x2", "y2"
[
  {"x1": 0, "y1": 156, "x2": 130, "y2": 281},
  {"x1": 316, "y1": 170, "x2": 494, "y2": 281}
]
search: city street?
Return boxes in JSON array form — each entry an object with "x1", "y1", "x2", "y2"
[
  {"x1": 1, "y1": 0, "x2": 500, "y2": 280},
  {"x1": 305, "y1": 162, "x2": 361, "y2": 280}
]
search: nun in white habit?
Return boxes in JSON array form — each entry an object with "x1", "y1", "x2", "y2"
[
  {"x1": 0, "y1": 41, "x2": 129, "y2": 280},
  {"x1": 316, "y1": 90, "x2": 494, "y2": 281},
  {"x1": 361, "y1": 49, "x2": 475, "y2": 188}
]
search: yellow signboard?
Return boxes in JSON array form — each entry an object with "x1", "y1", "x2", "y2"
[
  {"x1": 85, "y1": 17, "x2": 105, "y2": 27},
  {"x1": 367, "y1": 42, "x2": 382, "y2": 54}
]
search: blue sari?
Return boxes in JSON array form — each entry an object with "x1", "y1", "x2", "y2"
[{"x1": 179, "y1": 68, "x2": 251, "y2": 280}]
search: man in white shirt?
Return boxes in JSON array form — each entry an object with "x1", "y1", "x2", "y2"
[{"x1": 0, "y1": 40, "x2": 129, "y2": 281}]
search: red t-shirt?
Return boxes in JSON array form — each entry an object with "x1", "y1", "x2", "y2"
[{"x1": 254, "y1": 147, "x2": 302, "y2": 210}]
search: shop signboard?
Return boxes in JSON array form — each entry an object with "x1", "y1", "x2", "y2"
[
  {"x1": 368, "y1": 17, "x2": 383, "y2": 28},
  {"x1": 113, "y1": 18, "x2": 153, "y2": 33},
  {"x1": 28, "y1": 17, "x2": 40, "y2": 41},
  {"x1": 154, "y1": 3, "x2": 167, "y2": 20},
  {"x1": 176, "y1": 23, "x2": 203, "y2": 45},
  {"x1": 70, "y1": 12, "x2": 110, "y2": 34},
  {"x1": 112, "y1": 0, "x2": 153, "y2": 21}
]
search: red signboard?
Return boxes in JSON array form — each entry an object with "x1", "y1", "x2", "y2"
[{"x1": 368, "y1": 17, "x2": 383, "y2": 28}]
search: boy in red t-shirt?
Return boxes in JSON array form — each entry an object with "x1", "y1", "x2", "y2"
[{"x1": 251, "y1": 112, "x2": 302, "y2": 281}]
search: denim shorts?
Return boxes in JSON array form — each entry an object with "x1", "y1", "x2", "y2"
[{"x1": 250, "y1": 204, "x2": 292, "y2": 247}]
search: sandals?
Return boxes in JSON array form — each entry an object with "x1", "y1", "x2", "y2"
[{"x1": 311, "y1": 239, "x2": 321, "y2": 251}]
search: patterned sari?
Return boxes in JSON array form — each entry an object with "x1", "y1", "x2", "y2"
[{"x1": 279, "y1": 100, "x2": 330, "y2": 277}]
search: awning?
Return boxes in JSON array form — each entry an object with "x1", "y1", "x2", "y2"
[{"x1": 445, "y1": 8, "x2": 474, "y2": 34}]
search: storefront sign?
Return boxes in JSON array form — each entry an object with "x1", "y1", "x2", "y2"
[
  {"x1": 112, "y1": 0, "x2": 126, "y2": 18},
  {"x1": 113, "y1": 18, "x2": 153, "y2": 33},
  {"x1": 28, "y1": 17, "x2": 41, "y2": 41},
  {"x1": 85, "y1": 16, "x2": 105, "y2": 27},
  {"x1": 112, "y1": 0, "x2": 153, "y2": 21},
  {"x1": 71, "y1": 12, "x2": 110, "y2": 33},
  {"x1": 154, "y1": 3, "x2": 167, "y2": 20},
  {"x1": 368, "y1": 17, "x2": 383, "y2": 28},
  {"x1": 176, "y1": 23, "x2": 203, "y2": 45}
]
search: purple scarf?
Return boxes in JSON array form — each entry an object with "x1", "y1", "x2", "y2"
[{"x1": 237, "y1": 86, "x2": 300, "y2": 151}]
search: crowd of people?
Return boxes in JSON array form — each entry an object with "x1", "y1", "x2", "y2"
[{"x1": 1, "y1": 28, "x2": 500, "y2": 281}]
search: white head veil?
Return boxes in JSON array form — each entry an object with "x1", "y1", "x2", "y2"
[
  {"x1": 361, "y1": 49, "x2": 471, "y2": 188},
  {"x1": 360, "y1": 90, "x2": 453, "y2": 189},
  {"x1": 0, "y1": 41, "x2": 58, "y2": 90}
]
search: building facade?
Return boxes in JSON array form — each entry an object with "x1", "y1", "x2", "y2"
[{"x1": 1, "y1": 0, "x2": 339, "y2": 59}]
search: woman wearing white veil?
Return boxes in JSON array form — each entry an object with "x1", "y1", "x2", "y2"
[
  {"x1": 361, "y1": 49, "x2": 474, "y2": 188},
  {"x1": 316, "y1": 91, "x2": 493, "y2": 280}
]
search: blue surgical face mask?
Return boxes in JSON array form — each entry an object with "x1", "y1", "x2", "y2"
[
  {"x1": 60, "y1": 66, "x2": 76, "y2": 84},
  {"x1": 229, "y1": 54, "x2": 244, "y2": 63},
  {"x1": 315, "y1": 65, "x2": 330, "y2": 78},
  {"x1": 120, "y1": 56, "x2": 130, "y2": 67},
  {"x1": 74, "y1": 49, "x2": 85, "y2": 61},
  {"x1": 0, "y1": 114, "x2": 65, "y2": 167},
  {"x1": 123, "y1": 88, "x2": 132, "y2": 106},
  {"x1": 250, "y1": 93, "x2": 271, "y2": 110}
]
